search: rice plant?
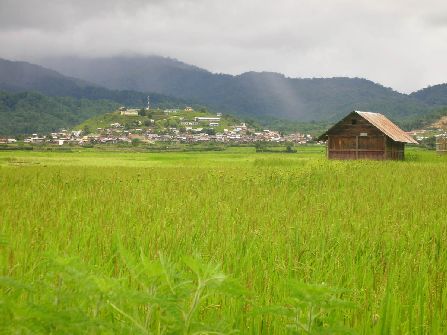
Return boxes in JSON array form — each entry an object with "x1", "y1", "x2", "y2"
[{"x1": 1, "y1": 147, "x2": 447, "y2": 333}]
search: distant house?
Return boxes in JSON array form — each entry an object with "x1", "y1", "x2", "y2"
[
  {"x1": 318, "y1": 111, "x2": 417, "y2": 160},
  {"x1": 184, "y1": 107, "x2": 194, "y2": 112},
  {"x1": 181, "y1": 121, "x2": 198, "y2": 126},
  {"x1": 195, "y1": 117, "x2": 221, "y2": 122},
  {"x1": 120, "y1": 109, "x2": 139, "y2": 116}
]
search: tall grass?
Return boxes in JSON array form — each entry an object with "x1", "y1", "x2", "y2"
[{"x1": 1, "y1": 148, "x2": 447, "y2": 333}]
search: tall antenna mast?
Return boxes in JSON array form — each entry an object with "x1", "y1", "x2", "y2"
[{"x1": 147, "y1": 96, "x2": 150, "y2": 110}]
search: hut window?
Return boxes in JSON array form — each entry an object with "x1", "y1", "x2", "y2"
[{"x1": 351, "y1": 119, "x2": 357, "y2": 125}]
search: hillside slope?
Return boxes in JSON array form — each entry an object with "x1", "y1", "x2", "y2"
[
  {"x1": 0, "y1": 58, "x2": 189, "y2": 108},
  {"x1": 37, "y1": 55, "x2": 433, "y2": 122},
  {"x1": 410, "y1": 84, "x2": 447, "y2": 106},
  {"x1": 0, "y1": 91, "x2": 121, "y2": 135}
]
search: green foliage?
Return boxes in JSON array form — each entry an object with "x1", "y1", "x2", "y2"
[
  {"x1": 398, "y1": 106, "x2": 447, "y2": 131},
  {"x1": 410, "y1": 83, "x2": 447, "y2": 106},
  {"x1": 131, "y1": 138, "x2": 141, "y2": 146},
  {"x1": 1, "y1": 148, "x2": 447, "y2": 333},
  {"x1": 285, "y1": 143, "x2": 296, "y2": 153},
  {"x1": 419, "y1": 136, "x2": 436, "y2": 150},
  {"x1": 259, "y1": 281, "x2": 354, "y2": 334},
  {"x1": 203, "y1": 128, "x2": 216, "y2": 135},
  {"x1": 0, "y1": 91, "x2": 119, "y2": 135},
  {"x1": 82, "y1": 125, "x2": 92, "y2": 135},
  {"x1": 255, "y1": 141, "x2": 268, "y2": 152},
  {"x1": 0, "y1": 253, "x2": 242, "y2": 334}
]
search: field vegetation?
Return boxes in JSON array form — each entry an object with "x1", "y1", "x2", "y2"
[{"x1": 1, "y1": 147, "x2": 447, "y2": 334}]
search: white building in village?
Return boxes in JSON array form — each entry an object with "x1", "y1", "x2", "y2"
[{"x1": 195, "y1": 117, "x2": 221, "y2": 122}]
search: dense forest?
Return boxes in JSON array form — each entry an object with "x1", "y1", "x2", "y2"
[
  {"x1": 0, "y1": 91, "x2": 120, "y2": 135},
  {"x1": 410, "y1": 83, "x2": 447, "y2": 106}
]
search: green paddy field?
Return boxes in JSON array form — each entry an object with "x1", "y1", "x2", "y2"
[{"x1": 1, "y1": 146, "x2": 447, "y2": 334}]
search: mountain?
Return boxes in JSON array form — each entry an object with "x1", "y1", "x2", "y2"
[
  {"x1": 0, "y1": 91, "x2": 119, "y2": 135},
  {"x1": 37, "y1": 55, "x2": 435, "y2": 123},
  {"x1": 2, "y1": 56, "x2": 446, "y2": 135},
  {"x1": 410, "y1": 84, "x2": 447, "y2": 106},
  {"x1": 0, "y1": 59, "x2": 198, "y2": 135},
  {"x1": 0, "y1": 58, "x2": 188, "y2": 108}
]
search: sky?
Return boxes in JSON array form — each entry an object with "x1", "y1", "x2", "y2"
[{"x1": 0, "y1": 0, "x2": 446, "y2": 93}]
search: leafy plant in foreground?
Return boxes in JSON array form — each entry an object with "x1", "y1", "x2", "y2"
[
  {"x1": 0, "y1": 251, "x2": 245, "y2": 334},
  {"x1": 259, "y1": 281, "x2": 355, "y2": 334},
  {"x1": 116, "y1": 247, "x2": 246, "y2": 334}
]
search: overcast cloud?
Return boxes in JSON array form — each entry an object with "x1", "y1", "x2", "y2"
[{"x1": 0, "y1": 0, "x2": 446, "y2": 93}]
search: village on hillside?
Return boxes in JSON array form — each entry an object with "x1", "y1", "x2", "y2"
[{"x1": 1, "y1": 105, "x2": 314, "y2": 146}]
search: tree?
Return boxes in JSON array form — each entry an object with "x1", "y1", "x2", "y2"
[
  {"x1": 255, "y1": 141, "x2": 267, "y2": 152},
  {"x1": 82, "y1": 125, "x2": 91, "y2": 135},
  {"x1": 204, "y1": 128, "x2": 216, "y2": 135},
  {"x1": 167, "y1": 118, "x2": 179, "y2": 128},
  {"x1": 285, "y1": 141, "x2": 296, "y2": 153},
  {"x1": 420, "y1": 136, "x2": 436, "y2": 150}
]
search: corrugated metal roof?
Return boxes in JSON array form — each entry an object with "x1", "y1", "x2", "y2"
[{"x1": 355, "y1": 111, "x2": 418, "y2": 144}]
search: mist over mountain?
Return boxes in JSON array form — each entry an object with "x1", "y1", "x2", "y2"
[
  {"x1": 0, "y1": 58, "x2": 188, "y2": 108},
  {"x1": 36, "y1": 55, "x2": 435, "y2": 122}
]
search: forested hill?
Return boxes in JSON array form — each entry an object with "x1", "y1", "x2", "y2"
[
  {"x1": 0, "y1": 59, "x2": 194, "y2": 135},
  {"x1": 37, "y1": 55, "x2": 437, "y2": 122},
  {"x1": 0, "y1": 58, "x2": 188, "y2": 108},
  {"x1": 0, "y1": 91, "x2": 119, "y2": 135},
  {"x1": 410, "y1": 84, "x2": 447, "y2": 106}
]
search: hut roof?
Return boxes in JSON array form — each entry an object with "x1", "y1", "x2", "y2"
[{"x1": 319, "y1": 111, "x2": 418, "y2": 144}]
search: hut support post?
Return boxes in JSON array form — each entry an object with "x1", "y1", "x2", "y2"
[
  {"x1": 384, "y1": 136, "x2": 387, "y2": 160},
  {"x1": 355, "y1": 136, "x2": 359, "y2": 160}
]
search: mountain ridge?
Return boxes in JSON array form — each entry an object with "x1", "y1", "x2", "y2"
[
  {"x1": 0, "y1": 58, "x2": 190, "y2": 108},
  {"x1": 0, "y1": 58, "x2": 198, "y2": 135},
  {"x1": 33, "y1": 55, "x2": 439, "y2": 122},
  {"x1": 1, "y1": 56, "x2": 447, "y2": 135}
]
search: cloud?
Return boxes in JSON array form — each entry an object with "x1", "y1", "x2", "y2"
[
  {"x1": 425, "y1": 13, "x2": 447, "y2": 28},
  {"x1": 0, "y1": 0, "x2": 446, "y2": 92}
]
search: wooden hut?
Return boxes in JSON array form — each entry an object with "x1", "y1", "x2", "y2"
[
  {"x1": 318, "y1": 111, "x2": 417, "y2": 160},
  {"x1": 436, "y1": 136, "x2": 447, "y2": 154}
]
